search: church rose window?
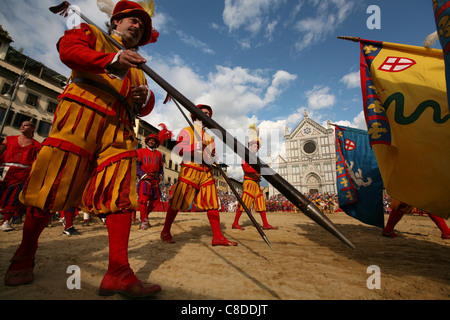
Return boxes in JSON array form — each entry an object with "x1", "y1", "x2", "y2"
[{"x1": 303, "y1": 141, "x2": 316, "y2": 154}]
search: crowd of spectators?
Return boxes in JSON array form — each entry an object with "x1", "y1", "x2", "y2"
[
  {"x1": 156, "y1": 181, "x2": 342, "y2": 214},
  {"x1": 266, "y1": 192, "x2": 340, "y2": 213}
]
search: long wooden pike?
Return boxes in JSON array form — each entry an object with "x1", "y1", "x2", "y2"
[
  {"x1": 166, "y1": 95, "x2": 272, "y2": 249},
  {"x1": 50, "y1": 1, "x2": 355, "y2": 249}
]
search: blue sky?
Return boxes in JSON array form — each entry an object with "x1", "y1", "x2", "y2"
[{"x1": 0, "y1": 0, "x2": 441, "y2": 178}]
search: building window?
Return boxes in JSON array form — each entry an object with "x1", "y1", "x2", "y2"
[
  {"x1": 0, "y1": 107, "x2": 14, "y2": 126},
  {"x1": 47, "y1": 101, "x2": 58, "y2": 114},
  {"x1": 37, "y1": 120, "x2": 52, "y2": 136},
  {"x1": 25, "y1": 93, "x2": 39, "y2": 107},
  {"x1": 1, "y1": 82, "x2": 12, "y2": 95},
  {"x1": 13, "y1": 113, "x2": 36, "y2": 128}
]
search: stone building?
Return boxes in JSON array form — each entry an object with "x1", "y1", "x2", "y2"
[
  {"x1": 0, "y1": 25, "x2": 66, "y2": 142},
  {"x1": 269, "y1": 111, "x2": 337, "y2": 197}
]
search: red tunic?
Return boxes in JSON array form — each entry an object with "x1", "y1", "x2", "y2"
[
  {"x1": 137, "y1": 147, "x2": 164, "y2": 201},
  {"x1": 0, "y1": 136, "x2": 41, "y2": 212}
]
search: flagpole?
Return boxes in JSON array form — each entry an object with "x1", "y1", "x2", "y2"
[{"x1": 338, "y1": 36, "x2": 361, "y2": 42}]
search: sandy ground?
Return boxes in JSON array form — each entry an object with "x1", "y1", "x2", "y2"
[{"x1": 0, "y1": 210, "x2": 449, "y2": 301}]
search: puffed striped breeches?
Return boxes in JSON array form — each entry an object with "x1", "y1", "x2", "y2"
[
  {"x1": 168, "y1": 163, "x2": 219, "y2": 212},
  {"x1": 20, "y1": 99, "x2": 138, "y2": 215},
  {"x1": 238, "y1": 179, "x2": 266, "y2": 212}
]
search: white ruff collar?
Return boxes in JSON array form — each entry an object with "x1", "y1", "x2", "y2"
[{"x1": 111, "y1": 29, "x2": 123, "y2": 39}]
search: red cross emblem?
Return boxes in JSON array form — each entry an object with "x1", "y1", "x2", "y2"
[
  {"x1": 378, "y1": 56, "x2": 416, "y2": 72},
  {"x1": 345, "y1": 139, "x2": 356, "y2": 151}
]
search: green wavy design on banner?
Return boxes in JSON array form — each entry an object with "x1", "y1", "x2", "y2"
[{"x1": 383, "y1": 92, "x2": 450, "y2": 124}]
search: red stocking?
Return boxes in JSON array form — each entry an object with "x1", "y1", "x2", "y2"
[
  {"x1": 208, "y1": 209, "x2": 237, "y2": 246},
  {"x1": 104, "y1": 211, "x2": 139, "y2": 284},
  {"x1": 2, "y1": 213, "x2": 12, "y2": 224},
  {"x1": 259, "y1": 211, "x2": 270, "y2": 227},
  {"x1": 383, "y1": 209, "x2": 404, "y2": 236},
  {"x1": 147, "y1": 201, "x2": 154, "y2": 216},
  {"x1": 207, "y1": 209, "x2": 224, "y2": 240},
  {"x1": 232, "y1": 208, "x2": 243, "y2": 227},
  {"x1": 15, "y1": 207, "x2": 52, "y2": 258},
  {"x1": 5, "y1": 206, "x2": 53, "y2": 286},
  {"x1": 161, "y1": 206, "x2": 178, "y2": 235},
  {"x1": 99, "y1": 210, "x2": 161, "y2": 298},
  {"x1": 64, "y1": 211, "x2": 74, "y2": 230},
  {"x1": 139, "y1": 202, "x2": 148, "y2": 222},
  {"x1": 428, "y1": 213, "x2": 450, "y2": 236}
]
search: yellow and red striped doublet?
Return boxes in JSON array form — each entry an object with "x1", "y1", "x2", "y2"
[
  {"x1": 239, "y1": 161, "x2": 266, "y2": 212},
  {"x1": 169, "y1": 125, "x2": 218, "y2": 212}
]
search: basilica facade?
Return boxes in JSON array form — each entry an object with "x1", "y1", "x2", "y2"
[{"x1": 268, "y1": 111, "x2": 337, "y2": 197}]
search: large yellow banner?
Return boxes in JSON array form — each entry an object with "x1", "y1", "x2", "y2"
[{"x1": 360, "y1": 39, "x2": 450, "y2": 218}]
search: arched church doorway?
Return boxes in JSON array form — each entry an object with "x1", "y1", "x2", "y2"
[{"x1": 306, "y1": 173, "x2": 321, "y2": 194}]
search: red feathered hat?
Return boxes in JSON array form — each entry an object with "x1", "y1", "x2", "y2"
[
  {"x1": 145, "y1": 133, "x2": 160, "y2": 146},
  {"x1": 111, "y1": 0, "x2": 158, "y2": 46}
]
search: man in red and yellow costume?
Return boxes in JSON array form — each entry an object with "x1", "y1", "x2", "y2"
[
  {"x1": 232, "y1": 125, "x2": 277, "y2": 230},
  {"x1": 5, "y1": 1, "x2": 161, "y2": 298},
  {"x1": 137, "y1": 133, "x2": 164, "y2": 229},
  {"x1": 160, "y1": 104, "x2": 237, "y2": 246},
  {"x1": 0, "y1": 121, "x2": 41, "y2": 231}
]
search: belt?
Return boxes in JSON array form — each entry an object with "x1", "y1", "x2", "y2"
[
  {"x1": 72, "y1": 77, "x2": 136, "y2": 125},
  {"x1": 1, "y1": 163, "x2": 31, "y2": 169}
]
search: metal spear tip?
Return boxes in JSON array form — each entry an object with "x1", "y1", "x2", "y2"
[
  {"x1": 302, "y1": 202, "x2": 356, "y2": 249},
  {"x1": 260, "y1": 234, "x2": 272, "y2": 250}
]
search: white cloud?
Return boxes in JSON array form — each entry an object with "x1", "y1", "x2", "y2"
[
  {"x1": 340, "y1": 71, "x2": 360, "y2": 89},
  {"x1": 222, "y1": 0, "x2": 286, "y2": 35},
  {"x1": 280, "y1": 85, "x2": 337, "y2": 129},
  {"x1": 350, "y1": 110, "x2": 367, "y2": 129},
  {"x1": 293, "y1": 0, "x2": 355, "y2": 52},
  {"x1": 333, "y1": 110, "x2": 367, "y2": 130},
  {"x1": 176, "y1": 30, "x2": 216, "y2": 55},
  {"x1": 223, "y1": 0, "x2": 269, "y2": 33},
  {"x1": 265, "y1": 20, "x2": 278, "y2": 41},
  {"x1": 264, "y1": 70, "x2": 298, "y2": 104},
  {"x1": 151, "y1": 7, "x2": 170, "y2": 34},
  {"x1": 306, "y1": 85, "x2": 336, "y2": 110}
]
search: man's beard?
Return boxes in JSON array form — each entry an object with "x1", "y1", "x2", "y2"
[{"x1": 118, "y1": 28, "x2": 139, "y2": 47}]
